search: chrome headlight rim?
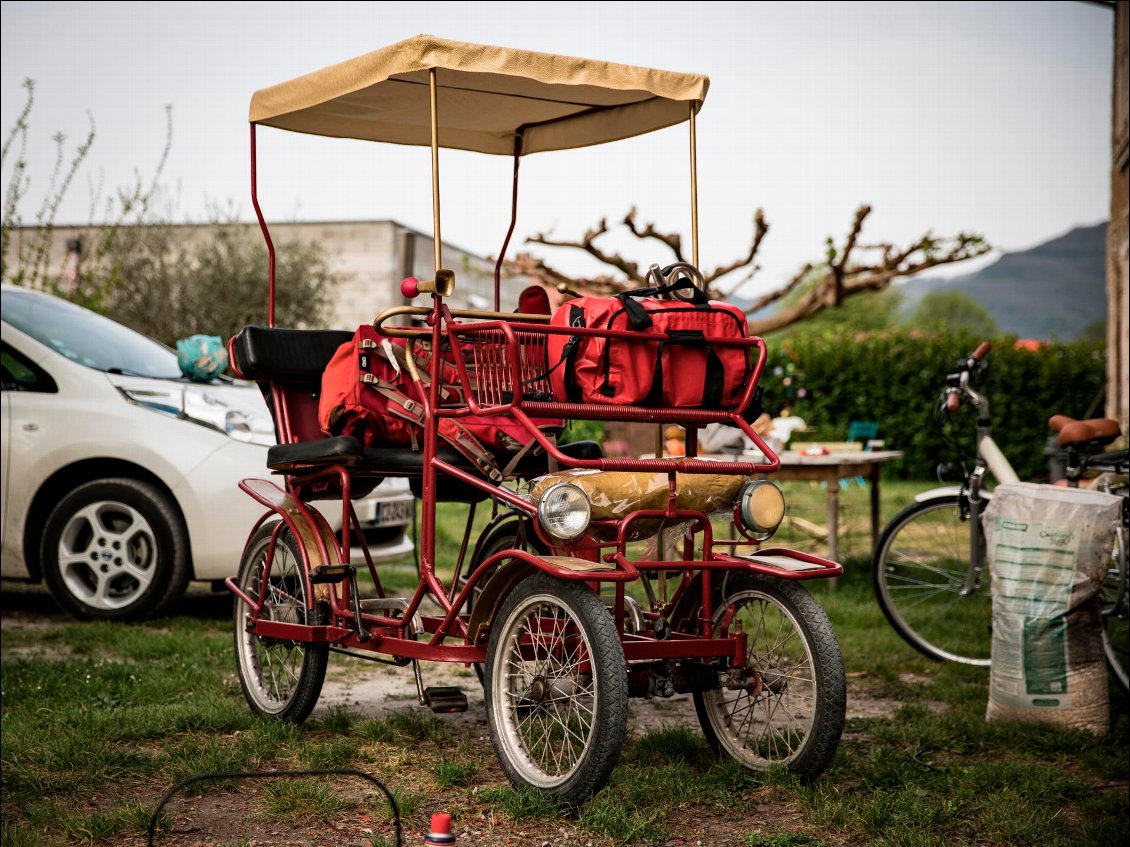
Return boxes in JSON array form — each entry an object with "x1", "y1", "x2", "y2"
[
  {"x1": 536, "y1": 481, "x2": 592, "y2": 542},
  {"x1": 737, "y1": 479, "x2": 785, "y2": 540}
]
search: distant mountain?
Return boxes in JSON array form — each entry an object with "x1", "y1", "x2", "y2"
[{"x1": 899, "y1": 222, "x2": 1108, "y2": 341}]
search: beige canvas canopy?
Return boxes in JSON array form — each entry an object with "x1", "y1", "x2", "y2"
[{"x1": 249, "y1": 34, "x2": 709, "y2": 155}]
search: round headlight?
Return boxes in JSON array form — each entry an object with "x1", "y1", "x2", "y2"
[
  {"x1": 738, "y1": 480, "x2": 785, "y2": 538},
  {"x1": 537, "y1": 482, "x2": 592, "y2": 541}
]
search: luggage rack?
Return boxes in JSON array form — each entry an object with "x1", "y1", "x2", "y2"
[{"x1": 371, "y1": 305, "x2": 778, "y2": 476}]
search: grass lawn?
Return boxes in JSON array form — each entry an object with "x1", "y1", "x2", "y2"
[{"x1": 2, "y1": 481, "x2": 1127, "y2": 846}]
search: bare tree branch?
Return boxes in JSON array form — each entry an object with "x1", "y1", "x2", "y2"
[
  {"x1": 704, "y1": 209, "x2": 769, "y2": 288},
  {"x1": 622, "y1": 206, "x2": 685, "y2": 261},
  {"x1": 504, "y1": 203, "x2": 990, "y2": 337},
  {"x1": 527, "y1": 217, "x2": 648, "y2": 284}
]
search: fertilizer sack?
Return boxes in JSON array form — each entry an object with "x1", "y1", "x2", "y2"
[{"x1": 983, "y1": 482, "x2": 1120, "y2": 734}]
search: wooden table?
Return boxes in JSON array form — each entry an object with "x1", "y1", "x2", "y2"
[{"x1": 769, "y1": 449, "x2": 904, "y2": 561}]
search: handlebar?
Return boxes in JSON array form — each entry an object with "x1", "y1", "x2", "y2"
[{"x1": 942, "y1": 341, "x2": 992, "y2": 415}]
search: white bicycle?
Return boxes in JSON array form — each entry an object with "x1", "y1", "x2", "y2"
[{"x1": 871, "y1": 342, "x2": 1128, "y2": 690}]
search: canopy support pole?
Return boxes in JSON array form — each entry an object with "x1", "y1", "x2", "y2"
[
  {"x1": 429, "y1": 68, "x2": 443, "y2": 276},
  {"x1": 689, "y1": 103, "x2": 699, "y2": 269},
  {"x1": 493, "y1": 132, "x2": 524, "y2": 312},
  {"x1": 249, "y1": 123, "x2": 277, "y2": 327}
]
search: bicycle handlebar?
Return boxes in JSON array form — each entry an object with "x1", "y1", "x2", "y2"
[{"x1": 941, "y1": 341, "x2": 993, "y2": 415}]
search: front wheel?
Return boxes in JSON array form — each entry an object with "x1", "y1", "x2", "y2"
[
  {"x1": 233, "y1": 521, "x2": 328, "y2": 723},
  {"x1": 693, "y1": 573, "x2": 845, "y2": 781},
  {"x1": 485, "y1": 573, "x2": 627, "y2": 806},
  {"x1": 40, "y1": 478, "x2": 190, "y2": 621},
  {"x1": 873, "y1": 494, "x2": 992, "y2": 665}
]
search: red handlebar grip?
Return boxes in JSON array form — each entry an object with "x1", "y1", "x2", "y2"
[
  {"x1": 400, "y1": 277, "x2": 420, "y2": 298},
  {"x1": 972, "y1": 341, "x2": 991, "y2": 361},
  {"x1": 946, "y1": 392, "x2": 961, "y2": 413}
]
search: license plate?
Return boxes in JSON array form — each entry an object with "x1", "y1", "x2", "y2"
[{"x1": 371, "y1": 498, "x2": 414, "y2": 528}]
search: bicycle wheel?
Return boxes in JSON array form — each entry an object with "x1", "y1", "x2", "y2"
[
  {"x1": 873, "y1": 494, "x2": 992, "y2": 665},
  {"x1": 485, "y1": 573, "x2": 627, "y2": 806},
  {"x1": 233, "y1": 521, "x2": 329, "y2": 722},
  {"x1": 693, "y1": 573, "x2": 845, "y2": 781},
  {"x1": 1101, "y1": 528, "x2": 1128, "y2": 691}
]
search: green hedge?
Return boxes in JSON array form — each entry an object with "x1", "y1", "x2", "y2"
[{"x1": 758, "y1": 331, "x2": 1107, "y2": 481}]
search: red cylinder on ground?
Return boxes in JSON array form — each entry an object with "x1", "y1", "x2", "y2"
[{"x1": 424, "y1": 812, "x2": 455, "y2": 845}]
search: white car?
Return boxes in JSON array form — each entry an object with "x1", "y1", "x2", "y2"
[{"x1": 0, "y1": 285, "x2": 414, "y2": 620}]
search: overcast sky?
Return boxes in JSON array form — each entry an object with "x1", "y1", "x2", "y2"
[{"x1": 0, "y1": 1, "x2": 1114, "y2": 296}]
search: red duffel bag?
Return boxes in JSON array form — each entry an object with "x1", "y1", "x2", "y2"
[{"x1": 546, "y1": 279, "x2": 751, "y2": 408}]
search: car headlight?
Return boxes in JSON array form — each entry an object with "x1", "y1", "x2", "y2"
[
  {"x1": 117, "y1": 384, "x2": 276, "y2": 447},
  {"x1": 738, "y1": 480, "x2": 785, "y2": 538},
  {"x1": 183, "y1": 387, "x2": 276, "y2": 446},
  {"x1": 537, "y1": 482, "x2": 592, "y2": 541}
]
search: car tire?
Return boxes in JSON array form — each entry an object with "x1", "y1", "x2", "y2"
[{"x1": 40, "y1": 478, "x2": 190, "y2": 621}]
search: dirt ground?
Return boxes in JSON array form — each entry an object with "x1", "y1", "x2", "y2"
[{"x1": 143, "y1": 656, "x2": 921, "y2": 846}]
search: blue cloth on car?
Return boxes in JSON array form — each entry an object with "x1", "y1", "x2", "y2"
[{"x1": 177, "y1": 335, "x2": 228, "y2": 381}]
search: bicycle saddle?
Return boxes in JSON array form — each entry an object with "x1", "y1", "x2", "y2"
[{"x1": 1047, "y1": 414, "x2": 1122, "y2": 449}]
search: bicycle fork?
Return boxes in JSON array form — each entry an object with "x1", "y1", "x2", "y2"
[{"x1": 960, "y1": 464, "x2": 988, "y2": 597}]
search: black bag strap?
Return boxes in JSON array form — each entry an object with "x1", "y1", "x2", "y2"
[
  {"x1": 615, "y1": 277, "x2": 709, "y2": 330},
  {"x1": 562, "y1": 304, "x2": 586, "y2": 403},
  {"x1": 516, "y1": 304, "x2": 586, "y2": 402},
  {"x1": 643, "y1": 330, "x2": 725, "y2": 408}
]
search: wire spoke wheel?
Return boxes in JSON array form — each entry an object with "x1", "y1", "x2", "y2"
[
  {"x1": 694, "y1": 573, "x2": 845, "y2": 781},
  {"x1": 1101, "y1": 528, "x2": 1129, "y2": 691},
  {"x1": 233, "y1": 522, "x2": 328, "y2": 722},
  {"x1": 485, "y1": 574, "x2": 626, "y2": 805},
  {"x1": 873, "y1": 495, "x2": 992, "y2": 665}
]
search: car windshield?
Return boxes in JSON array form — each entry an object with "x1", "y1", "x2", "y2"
[{"x1": 1, "y1": 287, "x2": 181, "y2": 378}]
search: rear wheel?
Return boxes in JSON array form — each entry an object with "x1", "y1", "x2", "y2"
[
  {"x1": 233, "y1": 521, "x2": 328, "y2": 722},
  {"x1": 485, "y1": 573, "x2": 627, "y2": 805},
  {"x1": 694, "y1": 573, "x2": 845, "y2": 781},
  {"x1": 873, "y1": 494, "x2": 992, "y2": 666},
  {"x1": 1101, "y1": 527, "x2": 1128, "y2": 691}
]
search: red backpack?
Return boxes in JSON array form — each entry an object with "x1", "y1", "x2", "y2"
[{"x1": 319, "y1": 326, "x2": 562, "y2": 481}]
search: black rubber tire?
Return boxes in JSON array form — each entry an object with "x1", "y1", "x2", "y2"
[
  {"x1": 233, "y1": 522, "x2": 328, "y2": 723},
  {"x1": 40, "y1": 478, "x2": 189, "y2": 621},
  {"x1": 1101, "y1": 528, "x2": 1129, "y2": 692},
  {"x1": 872, "y1": 494, "x2": 992, "y2": 666},
  {"x1": 485, "y1": 573, "x2": 627, "y2": 806},
  {"x1": 693, "y1": 572, "x2": 845, "y2": 782}
]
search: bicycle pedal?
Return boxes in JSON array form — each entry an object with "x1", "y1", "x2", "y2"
[
  {"x1": 423, "y1": 686, "x2": 468, "y2": 714},
  {"x1": 310, "y1": 564, "x2": 355, "y2": 584}
]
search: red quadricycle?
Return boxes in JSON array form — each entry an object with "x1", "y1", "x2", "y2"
[{"x1": 226, "y1": 35, "x2": 846, "y2": 806}]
